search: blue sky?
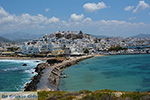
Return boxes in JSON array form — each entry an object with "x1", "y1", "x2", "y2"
[{"x1": 0, "y1": 0, "x2": 150, "y2": 37}]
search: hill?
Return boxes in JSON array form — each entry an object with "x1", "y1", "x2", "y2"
[
  {"x1": 0, "y1": 32, "x2": 44, "y2": 41},
  {"x1": 43, "y1": 31, "x2": 95, "y2": 40},
  {"x1": 92, "y1": 34, "x2": 109, "y2": 38},
  {"x1": 0, "y1": 36, "x2": 11, "y2": 42},
  {"x1": 132, "y1": 34, "x2": 150, "y2": 38},
  {"x1": 38, "y1": 90, "x2": 150, "y2": 100}
]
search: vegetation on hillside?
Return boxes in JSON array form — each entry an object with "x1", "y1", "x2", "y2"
[
  {"x1": 7, "y1": 47, "x2": 20, "y2": 52},
  {"x1": 108, "y1": 46, "x2": 127, "y2": 52},
  {"x1": 83, "y1": 48, "x2": 89, "y2": 54},
  {"x1": 38, "y1": 90, "x2": 150, "y2": 100}
]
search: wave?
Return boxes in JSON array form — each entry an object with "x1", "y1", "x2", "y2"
[
  {"x1": 2, "y1": 67, "x2": 34, "y2": 72},
  {"x1": 0, "y1": 59, "x2": 43, "y2": 64},
  {"x1": 24, "y1": 69, "x2": 36, "y2": 74},
  {"x1": 0, "y1": 60, "x2": 43, "y2": 72},
  {"x1": 0, "y1": 59, "x2": 43, "y2": 91},
  {"x1": 3, "y1": 67, "x2": 20, "y2": 71}
]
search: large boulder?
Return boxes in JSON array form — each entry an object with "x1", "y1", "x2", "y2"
[
  {"x1": 47, "y1": 59, "x2": 62, "y2": 65},
  {"x1": 35, "y1": 63, "x2": 49, "y2": 73},
  {"x1": 22, "y1": 64, "x2": 27, "y2": 66}
]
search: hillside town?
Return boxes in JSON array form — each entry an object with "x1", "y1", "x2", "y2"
[{"x1": 0, "y1": 31, "x2": 150, "y2": 57}]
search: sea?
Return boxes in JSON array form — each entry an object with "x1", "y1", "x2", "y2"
[
  {"x1": 0, "y1": 60, "x2": 43, "y2": 91},
  {"x1": 59, "y1": 54, "x2": 150, "y2": 92}
]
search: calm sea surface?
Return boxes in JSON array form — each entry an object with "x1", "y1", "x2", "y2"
[
  {"x1": 59, "y1": 54, "x2": 150, "y2": 92},
  {"x1": 0, "y1": 60, "x2": 42, "y2": 91}
]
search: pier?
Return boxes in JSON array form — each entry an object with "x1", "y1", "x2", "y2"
[{"x1": 24, "y1": 55, "x2": 95, "y2": 91}]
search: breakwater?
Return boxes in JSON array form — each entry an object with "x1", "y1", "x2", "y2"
[
  {"x1": 59, "y1": 54, "x2": 150, "y2": 92},
  {"x1": 24, "y1": 55, "x2": 94, "y2": 91},
  {"x1": 24, "y1": 63, "x2": 50, "y2": 91}
]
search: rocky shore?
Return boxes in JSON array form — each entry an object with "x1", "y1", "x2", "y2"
[
  {"x1": 24, "y1": 63, "x2": 50, "y2": 91},
  {"x1": 24, "y1": 55, "x2": 95, "y2": 91}
]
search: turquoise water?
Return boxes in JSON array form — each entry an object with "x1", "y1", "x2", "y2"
[
  {"x1": 59, "y1": 54, "x2": 150, "y2": 92},
  {"x1": 0, "y1": 60, "x2": 42, "y2": 91}
]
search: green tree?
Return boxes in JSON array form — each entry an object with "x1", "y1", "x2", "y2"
[
  {"x1": 7, "y1": 47, "x2": 20, "y2": 52},
  {"x1": 83, "y1": 48, "x2": 89, "y2": 54},
  {"x1": 108, "y1": 46, "x2": 127, "y2": 51}
]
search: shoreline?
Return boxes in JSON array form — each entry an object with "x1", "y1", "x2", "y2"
[
  {"x1": 0, "y1": 56, "x2": 56, "y2": 60},
  {"x1": 0, "y1": 54, "x2": 149, "y2": 92},
  {"x1": 0, "y1": 53, "x2": 149, "y2": 60},
  {"x1": 24, "y1": 55, "x2": 101, "y2": 91}
]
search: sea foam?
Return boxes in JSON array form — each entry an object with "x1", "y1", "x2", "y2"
[{"x1": 0, "y1": 59, "x2": 43, "y2": 91}]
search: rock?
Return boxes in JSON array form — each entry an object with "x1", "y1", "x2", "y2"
[
  {"x1": 35, "y1": 63, "x2": 49, "y2": 73},
  {"x1": 24, "y1": 55, "x2": 94, "y2": 91},
  {"x1": 22, "y1": 64, "x2": 27, "y2": 66},
  {"x1": 24, "y1": 74, "x2": 41, "y2": 91},
  {"x1": 114, "y1": 92, "x2": 123, "y2": 97},
  {"x1": 24, "y1": 63, "x2": 48, "y2": 91},
  {"x1": 61, "y1": 74, "x2": 67, "y2": 78},
  {"x1": 47, "y1": 59, "x2": 62, "y2": 65}
]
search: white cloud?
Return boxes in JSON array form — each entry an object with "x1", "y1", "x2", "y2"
[
  {"x1": 83, "y1": 17, "x2": 92, "y2": 22},
  {"x1": 128, "y1": 17, "x2": 136, "y2": 20},
  {"x1": 61, "y1": 19, "x2": 147, "y2": 37},
  {"x1": 99, "y1": 20, "x2": 140, "y2": 25},
  {"x1": 124, "y1": 6, "x2": 134, "y2": 11},
  {"x1": 45, "y1": 8, "x2": 49, "y2": 12},
  {"x1": 0, "y1": 7, "x2": 9, "y2": 17},
  {"x1": 83, "y1": 1, "x2": 107, "y2": 12},
  {"x1": 70, "y1": 13, "x2": 84, "y2": 21},
  {"x1": 70, "y1": 13, "x2": 92, "y2": 22},
  {"x1": 0, "y1": 7, "x2": 149, "y2": 37},
  {"x1": 125, "y1": 1, "x2": 150, "y2": 13},
  {"x1": 48, "y1": 16, "x2": 60, "y2": 23},
  {"x1": 133, "y1": 1, "x2": 150, "y2": 13},
  {"x1": 0, "y1": 7, "x2": 60, "y2": 25},
  {"x1": 0, "y1": 7, "x2": 61, "y2": 33}
]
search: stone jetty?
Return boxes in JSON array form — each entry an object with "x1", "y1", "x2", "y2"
[{"x1": 24, "y1": 55, "x2": 94, "y2": 91}]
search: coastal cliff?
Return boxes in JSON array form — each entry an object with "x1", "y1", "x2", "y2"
[{"x1": 24, "y1": 55, "x2": 94, "y2": 91}]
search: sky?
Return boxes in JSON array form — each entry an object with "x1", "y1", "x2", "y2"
[{"x1": 0, "y1": 0, "x2": 150, "y2": 37}]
